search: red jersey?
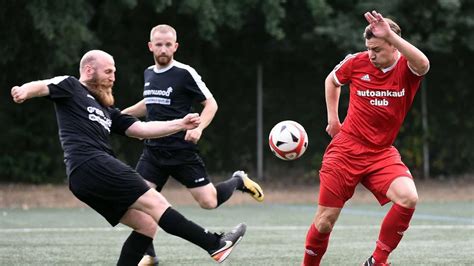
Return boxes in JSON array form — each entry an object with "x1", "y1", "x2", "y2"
[{"x1": 333, "y1": 51, "x2": 424, "y2": 148}]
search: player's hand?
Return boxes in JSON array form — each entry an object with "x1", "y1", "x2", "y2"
[
  {"x1": 326, "y1": 121, "x2": 342, "y2": 138},
  {"x1": 185, "y1": 127, "x2": 202, "y2": 144},
  {"x1": 11, "y1": 86, "x2": 28, "y2": 104},
  {"x1": 364, "y1": 10, "x2": 391, "y2": 39},
  {"x1": 181, "y1": 113, "x2": 201, "y2": 131}
]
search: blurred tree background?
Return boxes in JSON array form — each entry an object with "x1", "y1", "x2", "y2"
[{"x1": 1, "y1": 0, "x2": 473, "y2": 183}]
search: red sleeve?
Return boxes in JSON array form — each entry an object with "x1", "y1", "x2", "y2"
[
  {"x1": 333, "y1": 53, "x2": 356, "y2": 86},
  {"x1": 400, "y1": 57, "x2": 424, "y2": 99}
]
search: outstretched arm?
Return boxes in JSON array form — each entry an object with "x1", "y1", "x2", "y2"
[
  {"x1": 126, "y1": 113, "x2": 201, "y2": 139},
  {"x1": 11, "y1": 80, "x2": 50, "y2": 104},
  {"x1": 184, "y1": 97, "x2": 218, "y2": 144},
  {"x1": 325, "y1": 72, "x2": 342, "y2": 138},
  {"x1": 121, "y1": 99, "x2": 147, "y2": 118},
  {"x1": 364, "y1": 10, "x2": 430, "y2": 75}
]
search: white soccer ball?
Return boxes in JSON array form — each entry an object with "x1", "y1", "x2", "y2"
[{"x1": 268, "y1": 120, "x2": 308, "y2": 160}]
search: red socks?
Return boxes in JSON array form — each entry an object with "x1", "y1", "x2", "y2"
[
  {"x1": 373, "y1": 203, "x2": 415, "y2": 263},
  {"x1": 303, "y1": 224, "x2": 330, "y2": 266}
]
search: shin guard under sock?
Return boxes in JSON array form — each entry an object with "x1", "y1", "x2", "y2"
[
  {"x1": 303, "y1": 224, "x2": 331, "y2": 266},
  {"x1": 158, "y1": 207, "x2": 219, "y2": 251},
  {"x1": 373, "y1": 203, "x2": 415, "y2": 263},
  {"x1": 117, "y1": 231, "x2": 153, "y2": 266},
  {"x1": 145, "y1": 242, "x2": 156, "y2": 257},
  {"x1": 215, "y1": 177, "x2": 242, "y2": 207}
]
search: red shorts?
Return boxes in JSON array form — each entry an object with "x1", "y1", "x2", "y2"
[{"x1": 318, "y1": 132, "x2": 413, "y2": 208}]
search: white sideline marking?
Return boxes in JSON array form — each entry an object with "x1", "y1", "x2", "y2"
[
  {"x1": 0, "y1": 227, "x2": 130, "y2": 233},
  {"x1": 0, "y1": 225, "x2": 472, "y2": 233},
  {"x1": 251, "y1": 225, "x2": 474, "y2": 230}
]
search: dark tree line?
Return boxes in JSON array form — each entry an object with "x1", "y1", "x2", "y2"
[{"x1": 1, "y1": 0, "x2": 473, "y2": 183}]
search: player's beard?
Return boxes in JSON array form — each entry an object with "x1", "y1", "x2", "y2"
[
  {"x1": 84, "y1": 74, "x2": 115, "y2": 107},
  {"x1": 155, "y1": 54, "x2": 172, "y2": 66}
]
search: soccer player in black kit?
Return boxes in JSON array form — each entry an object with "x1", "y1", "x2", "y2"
[
  {"x1": 122, "y1": 25, "x2": 264, "y2": 265},
  {"x1": 11, "y1": 50, "x2": 246, "y2": 265}
]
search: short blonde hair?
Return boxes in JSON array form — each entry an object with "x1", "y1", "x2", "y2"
[{"x1": 150, "y1": 24, "x2": 177, "y2": 41}]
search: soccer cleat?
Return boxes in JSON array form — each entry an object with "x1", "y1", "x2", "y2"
[
  {"x1": 138, "y1": 255, "x2": 159, "y2": 266},
  {"x1": 233, "y1": 170, "x2": 264, "y2": 202},
  {"x1": 208, "y1": 223, "x2": 247, "y2": 263},
  {"x1": 363, "y1": 255, "x2": 391, "y2": 266}
]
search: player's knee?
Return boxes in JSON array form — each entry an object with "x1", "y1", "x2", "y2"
[
  {"x1": 125, "y1": 211, "x2": 158, "y2": 237},
  {"x1": 198, "y1": 198, "x2": 217, "y2": 209},
  {"x1": 315, "y1": 216, "x2": 335, "y2": 233},
  {"x1": 140, "y1": 216, "x2": 158, "y2": 237},
  {"x1": 397, "y1": 191, "x2": 418, "y2": 208},
  {"x1": 405, "y1": 192, "x2": 418, "y2": 208},
  {"x1": 135, "y1": 190, "x2": 172, "y2": 218}
]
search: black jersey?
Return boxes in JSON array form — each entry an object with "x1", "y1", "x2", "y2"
[
  {"x1": 45, "y1": 76, "x2": 138, "y2": 175},
  {"x1": 142, "y1": 60, "x2": 213, "y2": 150}
]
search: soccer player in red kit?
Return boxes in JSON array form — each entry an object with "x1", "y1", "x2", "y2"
[{"x1": 302, "y1": 11, "x2": 430, "y2": 266}]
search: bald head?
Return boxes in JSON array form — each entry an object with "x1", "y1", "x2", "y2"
[
  {"x1": 79, "y1": 50, "x2": 114, "y2": 74},
  {"x1": 78, "y1": 50, "x2": 116, "y2": 106}
]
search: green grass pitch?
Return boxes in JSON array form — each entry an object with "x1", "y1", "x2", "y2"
[{"x1": 0, "y1": 202, "x2": 472, "y2": 265}]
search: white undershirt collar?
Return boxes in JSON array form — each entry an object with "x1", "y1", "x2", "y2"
[
  {"x1": 381, "y1": 52, "x2": 401, "y2": 73},
  {"x1": 153, "y1": 60, "x2": 175, "y2": 73}
]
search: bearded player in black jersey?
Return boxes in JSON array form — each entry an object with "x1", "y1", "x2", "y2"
[
  {"x1": 123, "y1": 25, "x2": 264, "y2": 265},
  {"x1": 11, "y1": 50, "x2": 246, "y2": 265}
]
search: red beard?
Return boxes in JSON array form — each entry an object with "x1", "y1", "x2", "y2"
[
  {"x1": 84, "y1": 80, "x2": 115, "y2": 107},
  {"x1": 155, "y1": 54, "x2": 171, "y2": 66}
]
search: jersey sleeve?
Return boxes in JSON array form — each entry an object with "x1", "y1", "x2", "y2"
[
  {"x1": 46, "y1": 76, "x2": 75, "y2": 99},
  {"x1": 332, "y1": 54, "x2": 356, "y2": 86},
  {"x1": 184, "y1": 67, "x2": 212, "y2": 102},
  {"x1": 109, "y1": 107, "x2": 139, "y2": 136},
  {"x1": 400, "y1": 57, "x2": 424, "y2": 95}
]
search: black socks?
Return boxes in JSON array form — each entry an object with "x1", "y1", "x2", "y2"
[
  {"x1": 215, "y1": 176, "x2": 243, "y2": 207},
  {"x1": 158, "y1": 207, "x2": 219, "y2": 251},
  {"x1": 145, "y1": 242, "x2": 156, "y2": 257},
  {"x1": 117, "y1": 231, "x2": 153, "y2": 266}
]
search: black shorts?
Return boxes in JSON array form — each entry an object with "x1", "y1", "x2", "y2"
[
  {"x1": 136, "y1": 146, "x2": 210, "y2": 190},
  {"x1": 69, "y1": 154, "x2": 150, "y2": 226}
]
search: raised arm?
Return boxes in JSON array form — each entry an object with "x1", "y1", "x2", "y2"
[
  {"x1": 126, "y1": 113, "x2": 201, "y2": 139},
  {"x1": 364, "y1": 10, "x2": 430, "y2": 75},
  {"x1": 325, "y1": 72, "x2": 342, "y2": 138},
  {"x1": 11, "y1": 80, "x2": 50, "y2": 104},
  {"x1": 121, "y1": 99, "x2": 147, "y2": 118}
]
